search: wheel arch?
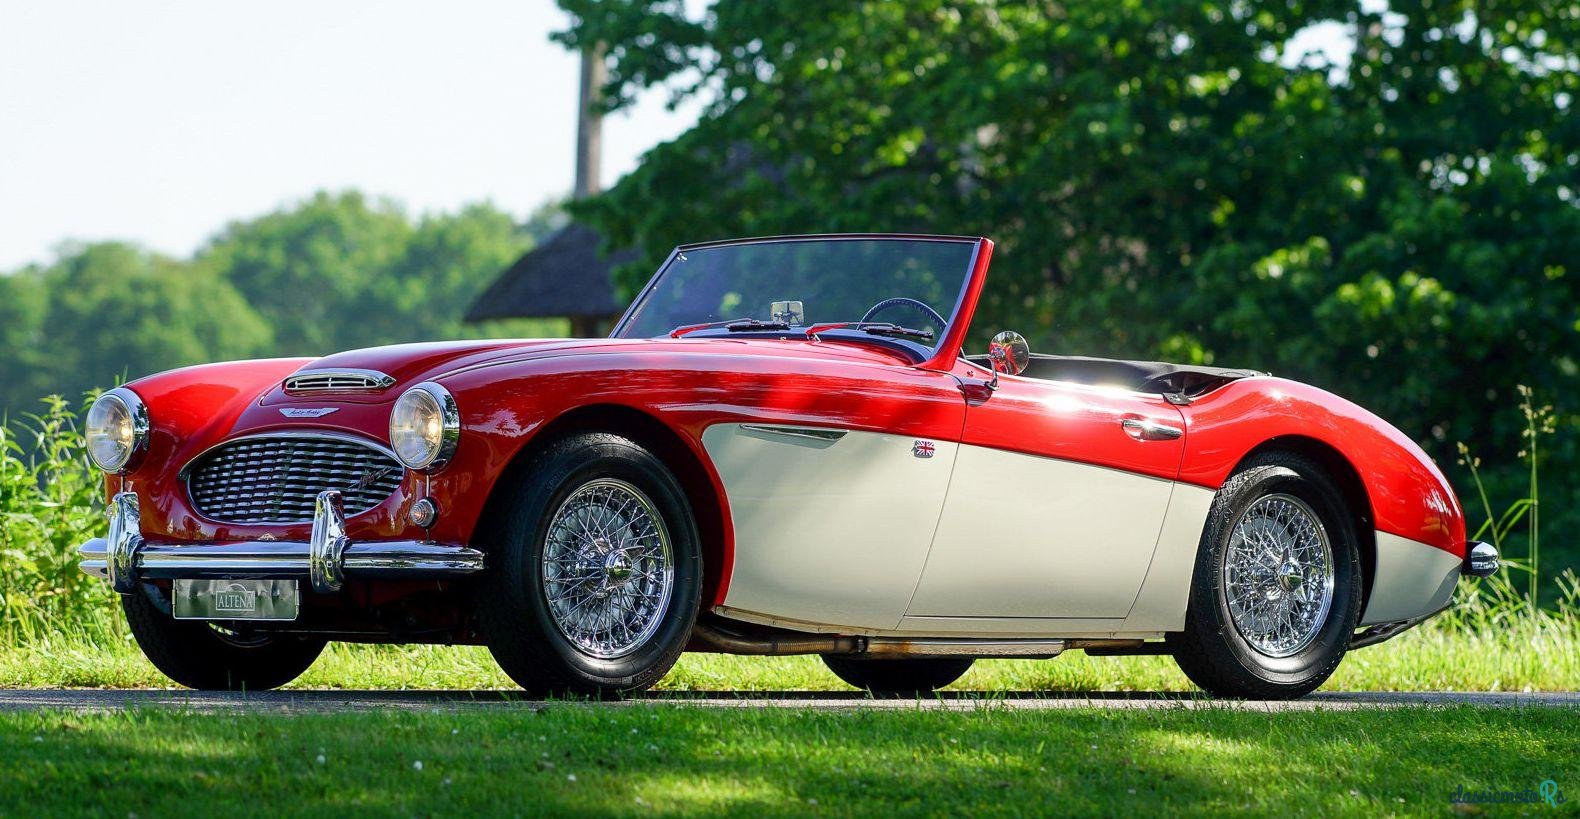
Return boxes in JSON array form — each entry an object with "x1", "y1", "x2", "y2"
[
  {"x1": 1233, "y1": 435, "x2": 1378, "y2": 616},
  {"x1": 478, "y1": 403, "x2": 732, "y2": 608}
]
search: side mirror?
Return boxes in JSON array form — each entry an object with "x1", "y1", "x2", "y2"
[{"x1": 988, "y1": 331, "x2": 1030, "y2": 376}]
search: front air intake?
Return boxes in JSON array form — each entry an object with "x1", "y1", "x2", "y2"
[{"x1": 185, "y1": 434, "x2": 403, "y2": 524}]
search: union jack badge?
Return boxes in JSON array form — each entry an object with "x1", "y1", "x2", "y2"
[{"x1": 912, "y1": 439, "x2": 936, "y2": 459}]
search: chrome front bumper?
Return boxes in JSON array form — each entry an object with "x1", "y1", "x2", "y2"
[{"x1": 79, "y1": 490, "x2": 484, "y2": 595}]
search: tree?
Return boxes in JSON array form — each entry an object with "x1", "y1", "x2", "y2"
[
  {"x1": 0, "y1": 242, "x2": 275, "y2": 412},
  {"x1": 199, "y1": 191, "x2": 418, "y2": 354},
  {"x1": 557, "y1": 0, "x2": 1580, "y2": 571},
  {"x1": 0, "y1": 192, "x2": 548, "y2": 416}
]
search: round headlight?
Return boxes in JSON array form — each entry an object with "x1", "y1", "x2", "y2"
[
  {"x1": 85, "y1": 388, "x2": 150, "y2": 473},
  {"x1": 389, "y1": 383, "x2": 459, "y2": 472}
]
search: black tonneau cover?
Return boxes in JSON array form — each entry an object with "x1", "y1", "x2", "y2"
[{"x1": 969, "y1": 353, "x2": 1264, "y2": 397}]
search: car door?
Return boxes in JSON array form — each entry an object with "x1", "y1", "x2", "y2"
[
  {"x1": 905, "y1": 364, "x2": 1187, "y2": 622},
  {"x1": 704, "y1": 363, "x2": 968, "y2": 633}
]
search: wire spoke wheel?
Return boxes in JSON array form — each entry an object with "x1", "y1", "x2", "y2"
[
  {"x1": 1221, "y1": 492, "x2": 1335, "y2": 658},
  {"x1": 541, "y1": 478, "x2": 675, "y2": 659}
]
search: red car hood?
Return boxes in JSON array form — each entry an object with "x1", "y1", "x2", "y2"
[
  {"x1": 258, "y1": 336, "x2": 912, "y2": 405},
  {"x1": 257, "y1": 339, "x2": 586, "y2": 404}
]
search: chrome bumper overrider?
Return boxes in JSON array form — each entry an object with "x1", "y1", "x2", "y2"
[{"x1": 78, "y1": 490, "x2": 484, "y2": 595}]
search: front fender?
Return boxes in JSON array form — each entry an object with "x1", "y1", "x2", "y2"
[{"x1": 1178, "y1": 377, "x2": 1465, "y2": 558}]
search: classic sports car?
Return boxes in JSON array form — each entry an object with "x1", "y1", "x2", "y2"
[{"x1": 78, "y1": 234, "x2": 1499, "y2": 698}]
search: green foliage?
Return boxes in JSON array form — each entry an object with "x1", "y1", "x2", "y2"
[
  {"x1": 0, "y1": 192, "x2": 556, "y2": 417},
  {"x1": 0, "y1": 397, "x2": 115, "y2": 642},
  {"x1": 1457, "y1": 385, "x2": 1560, "y2": 609},
  {"x1": 559, "y1": 0, "x2": 1580, "y2": 575}
]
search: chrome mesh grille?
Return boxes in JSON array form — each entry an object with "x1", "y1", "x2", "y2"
[{"x1": 186, "y1": 436, "x2": 403, "y2": 524}]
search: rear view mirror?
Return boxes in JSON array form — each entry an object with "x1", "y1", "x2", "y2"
[
  {"x1": 988, "y1": 331, "x2": 1030, "y2": 375},
  {"x1": 770, "y1": 300, "x2": 805, "y2": 326}
]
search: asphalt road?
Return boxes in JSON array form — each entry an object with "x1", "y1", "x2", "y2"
[{"x1": 0, "y1": 689, "x2": 1575, "y2": 713}]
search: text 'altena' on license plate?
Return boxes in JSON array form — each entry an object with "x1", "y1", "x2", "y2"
[{"x1": 172, "y1": 579, "x2": 299, "y2": 621}]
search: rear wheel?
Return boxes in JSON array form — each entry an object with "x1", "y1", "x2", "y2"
[
  {"x1": 478, "y1": 432, "x2": 702, "y2": 697},
  {"x1": 1167, "y1": 451, "x2": 1362, "y2": 699},
  {"x1": 122, "y1": 590, "x2": 325, "y2": 691},
  {"x1": 821, "y1": 655, "x2": 974, "y2": 696}
]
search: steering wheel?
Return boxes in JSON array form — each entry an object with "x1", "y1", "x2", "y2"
[{"x1": 859, "y1": 297, "x2": 946, "y2": 329}]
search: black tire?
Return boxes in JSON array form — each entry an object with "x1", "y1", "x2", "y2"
[
  {"x1": 1167, "y1": 451, "x2": 1363, "y2": 699},
  {"x1": 477, "y1": 432, "x2": 702, "y2": 698},
  {"x1": 821, "y1": 655, "x2": 974, "y2": 696},
  {"x1": 121, "y1": 590, "x2": 326, "y2": 691}
]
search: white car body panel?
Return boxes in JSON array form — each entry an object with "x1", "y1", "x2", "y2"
[
  {"x1": 905, "y1": 444, "x2": 1175, "y2": 619},
  {"x1": 705, "y1": 422, "x2": 1462, "y2": 640},
  {"x1": 706, "y1": 423, "x2": 957, "y2": 631},
  {"x1": 1361, "y1": 531, "x2": 1462, "y2": 625}
]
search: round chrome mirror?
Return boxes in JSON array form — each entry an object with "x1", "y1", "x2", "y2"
[{"x1": 988, "y1": 331, "x2": 1030, "y2": 376}]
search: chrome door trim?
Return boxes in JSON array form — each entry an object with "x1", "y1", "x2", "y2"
[{"x1": 738, "y1": 424, "x2": 849, "y2": 443}]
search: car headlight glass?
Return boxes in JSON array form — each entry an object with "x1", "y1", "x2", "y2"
[
  {"x1": 389, "y1": 383, "x2": 459, "y2": 471},
  {"x1": 85, "y1": 388, "x2": 149, "y2": 473}
]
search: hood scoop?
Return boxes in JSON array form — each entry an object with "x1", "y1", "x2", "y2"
[{"x1": 283, "y1": 368, "x2": 397, "y2": 394}]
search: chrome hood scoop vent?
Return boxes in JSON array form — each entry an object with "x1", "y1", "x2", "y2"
[{"x1": 284, "y1": 368, "x2": 397, "y2": 394}]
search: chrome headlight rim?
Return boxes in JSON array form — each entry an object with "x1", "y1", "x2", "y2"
[
  {"x1": 389, "y1": 382, "x2": 460, "y2": 473},
  {"x1": 86, "y1": 387, "x2": 151, "y2": 474}
]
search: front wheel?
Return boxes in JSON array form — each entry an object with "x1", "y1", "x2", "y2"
[
  {"x1": 821, "y1": 655, "x2": 974, "y2": 696},
  {"x1": 478, "y1": 432, "x2": 703, "y2": 697},
  {"x1": 122, "y1": 590, "x2": 325, "y2": 690},
  {"x1": 1167, "y1": 451, "x2": 1362, "y2": 699}
]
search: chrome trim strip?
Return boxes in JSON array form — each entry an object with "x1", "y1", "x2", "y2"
[
  {"x1": 80, "y1": 539, "x2": 485, "y2": 581},
  {"x1": 738, "y1": 424, "x2": 848, "y2": 442},
  {"x1": 284, "y1": 368, "x2": 396, "y2": 392},
  {"x1": 79, "y1": 490, "x2": 484, "y2": 591}
]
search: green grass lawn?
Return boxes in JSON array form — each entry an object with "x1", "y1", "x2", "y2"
[
  {"x1": 3, "y1": 612, "x2": 1576, "y2": 817},
  {"x1": 1, "y1": 705, "x2": 1573, "y2": 817},
  {"x1": 4, "y1": 615, "x2": 1577, "y2": 692}
]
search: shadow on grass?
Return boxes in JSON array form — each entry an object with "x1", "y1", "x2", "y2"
[{"x1": 1, "y1": 704, "x2": 1575, "y2": 816}]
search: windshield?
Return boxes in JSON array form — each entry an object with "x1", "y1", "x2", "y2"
[{"x1": 614, "y1": 236, "x2": 979, "y2": 352}]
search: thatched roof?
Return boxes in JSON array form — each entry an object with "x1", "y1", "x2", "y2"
[{"x1": 465, "y1": 222, "x2": 640, "y2": 323}]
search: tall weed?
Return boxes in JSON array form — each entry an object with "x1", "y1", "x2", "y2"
[{"x1": 0, "y1": 397, "x2": 116, "y2": 642}]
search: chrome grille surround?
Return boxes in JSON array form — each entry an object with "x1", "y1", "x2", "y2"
[
  {"x1": 284, "y1": 368, "x2": 396, "y2": 394},
  {"x1": 185, "y1": 433, "x2": 404, "y2": 524}
]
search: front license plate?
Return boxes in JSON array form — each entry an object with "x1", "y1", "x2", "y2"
[{"x1": 172, "y1": 579, "x2": 299, "y2": 621}]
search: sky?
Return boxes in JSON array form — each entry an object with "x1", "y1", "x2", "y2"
[
  {"x1": 0, "y1": 0, "x2": 703, "y2": 270},
  {"x1": 0, "y1": 2, "x2": 1355, "y2": 273}
]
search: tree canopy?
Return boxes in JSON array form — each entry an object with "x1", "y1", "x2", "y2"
[
  {"x1": 0, "y1": 192, "x2": 554, "y2": 416},
  {"x1": 559, "y1": 0, "x2": 1579, "y2": 561}
]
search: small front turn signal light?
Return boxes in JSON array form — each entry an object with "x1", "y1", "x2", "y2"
[{"x1": 409, "y1": 497, "x2": 439, "y2": 529}]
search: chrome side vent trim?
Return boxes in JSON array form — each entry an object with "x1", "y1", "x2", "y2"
[
  {"x1": 739, "y1": 424, "x2": 848, "y2": 443},
  {"x1": 284, "y1": 368, "x2": 396, "y2": 393}
]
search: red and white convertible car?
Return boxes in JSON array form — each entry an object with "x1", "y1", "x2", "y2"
[{"x1": 79, "y1": 234, "x2": 1497, "y2": 698}]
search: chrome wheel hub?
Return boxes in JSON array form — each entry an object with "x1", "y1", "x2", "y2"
[
  {"x1": 1222, "y1": 493, "x2": 1335, "y2": 658},
  {"x1": 541, "y1": 479, "x2": 674, "y2": 659}
]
